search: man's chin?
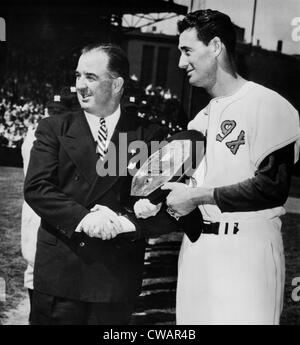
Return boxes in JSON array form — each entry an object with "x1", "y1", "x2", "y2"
[
  {"x1": 188, "y1": 77, "x2": 202, "y2": 87},
  {"x1": 188, "y1": 79, "x2": 198, "y2": 87},
  {"x1": 79, "y1": 104, "x2": 99, "y2": 115},
  {"x1": 79, "y1": 102, "x2": 91, "y2": 112}
]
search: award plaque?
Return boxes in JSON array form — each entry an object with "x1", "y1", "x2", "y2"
[
  {"x1": 131, "y1": 139, "x2": 191, "y2": 200},
  {"x1": 130, "y1": 130, "x2": 205, "y2": 242}
]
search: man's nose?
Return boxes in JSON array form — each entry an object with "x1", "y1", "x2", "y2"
[
  {"x1": 178, "y1": 54, "x2": 188, "y2": 69},
  {"x1": 76, "y1": 76, "x2": 87, "y2": 90}
]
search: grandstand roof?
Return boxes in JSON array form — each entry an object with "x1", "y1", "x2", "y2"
[{"x1": 2, "y1": 0, "x2": 188, "y2": 16}]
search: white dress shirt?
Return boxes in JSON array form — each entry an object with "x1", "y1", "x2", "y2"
[
  {"x1": 84, "y1": 106, "x2": 120, "y2": 147},
  {"x1": 76, "y1": 106, "x2": 135, "y2": 233}
]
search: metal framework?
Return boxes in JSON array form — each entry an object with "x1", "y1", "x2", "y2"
[{"x1": 121, "y1": 12, "x2": 180, "y2": 31}]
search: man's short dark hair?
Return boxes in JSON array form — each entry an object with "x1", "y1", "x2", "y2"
[
  {"x1": 177, "y1": 9, "x2": 237, "y2": 60},
  {"x1": 81, "y1": 43, "x2": 130, "y2": 86}
]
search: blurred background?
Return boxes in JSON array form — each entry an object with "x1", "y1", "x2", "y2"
[{"x1": 0, "y1": 0, "x2": 299, "y2": 325}]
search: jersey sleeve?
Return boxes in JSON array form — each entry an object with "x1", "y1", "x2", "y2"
[
  {"x1": 249, "y1": 91, "x2": 300, "y2": 168},
  {"x1": 214, "y1": 143, "x2": 294, "y2": 212}
]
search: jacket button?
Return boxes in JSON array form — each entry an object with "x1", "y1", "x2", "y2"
[
  {"x1": 74, "y1": 175, "x2": 80, "y2": 181},
  {"x1": 60, "y1": 229, "x2": 67, "y2": 235},
  {"x1": 79, "y1": 242, "x2": 85, "y2": 247}
]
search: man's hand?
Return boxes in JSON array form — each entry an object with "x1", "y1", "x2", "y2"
[
  {"x1": 134, "y1": 199, "x2": 162, "y2": 219},
  {"x1": 90, "y1": 205, "x2": 123, "y2": 233},
  {"x1": 161, "y1": 182, "x2": 196, "y2": 217},
  {"x1": 161, "y1": 183, "x2": 215, "y2": 217},
  {"x1": 80, "y1": 206, "x2": 123, "y2": 240}
]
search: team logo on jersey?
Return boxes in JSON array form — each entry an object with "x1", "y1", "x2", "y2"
[
  {"x1": 225, "y1": 130, "x2": 245, "y2": 154},
  {"x1": 216, "y1": 120, "x2": 236, "y2": 142},
  {"x1": 216, "y1": 120, "x2": 245, "y2": 154}
]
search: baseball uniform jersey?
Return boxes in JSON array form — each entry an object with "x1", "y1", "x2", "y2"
[{"x1": 176, "y1": 81, "x2": 300, "y2": 324}]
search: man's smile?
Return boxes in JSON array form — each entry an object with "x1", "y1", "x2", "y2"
[
  {"x1": 78, "y1": 92, "x2": 93, "y2": 101},
  {"x1": 186, "y1": 68, "x2": 194, "y2": 76}
]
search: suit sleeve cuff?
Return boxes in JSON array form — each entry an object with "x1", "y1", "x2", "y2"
[
  {"x1": 119, "y1": 216, "x2": 136, "y2": 232},
  {"x1": 74, "y1": 213, "x2": 90, "y2": 232}
]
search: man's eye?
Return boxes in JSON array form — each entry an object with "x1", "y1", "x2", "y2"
[{"x1": 87, "y1": 76, "x2": 96, "y2": 81}]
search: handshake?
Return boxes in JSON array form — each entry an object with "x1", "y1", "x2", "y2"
[
  {"x1": 79, "y1": 200, "x2": 162, "y2": 240},
  {"x1": 79, "y1": 182, "x2": 197, "y2": 240}
]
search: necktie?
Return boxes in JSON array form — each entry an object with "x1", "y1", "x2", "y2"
[{"x1": 96, "y1": 117, "x2": 107, "y2": 160}]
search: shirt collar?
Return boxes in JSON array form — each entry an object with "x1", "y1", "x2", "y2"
[
  {"x1": 84, "y1": 105, "x2": 120, "y2": 124},
  {"x1": 84, "y1": 106, "x2": 121, "y2": 142}
]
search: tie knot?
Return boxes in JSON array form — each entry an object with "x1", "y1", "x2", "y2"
[
  {"x1": 97, "y1": 117, "x2": 108, "y2": 160},
  {"x1": 99, "y1": 117, "x2": 107, "y2": 134}
]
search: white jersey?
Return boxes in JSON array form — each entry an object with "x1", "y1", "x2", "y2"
[
  {"x1": 177, "y1": 81, "x2": 300, "y2": 325},
  {"x1": 188, "y1": 81, "x2": 300, "y2": 223}
]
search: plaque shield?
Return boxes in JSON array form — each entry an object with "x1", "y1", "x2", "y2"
[
  {"x1": 130, "y1": 130, "x2": 205, "y2": 204},
  {"x1": 129, "y1": 130, "x2": 206, "y2": 243},
  {"x1": 131, "y1": 139, "x2": 191, "y2": 199}
]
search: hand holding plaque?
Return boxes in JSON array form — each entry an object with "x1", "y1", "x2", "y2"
[{"x1": 130, "y1": 130, "x2": 205, "y2": 242}]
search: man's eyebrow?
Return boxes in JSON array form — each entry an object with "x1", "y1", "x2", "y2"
[
  {"x1": 74, "y1": 71, "x2": 98, "y2": 78},
  {"x1": 85, "y1": 72, "x2": 98, "y2": 78},
  {"x1": 179, "y1": 45, "x2": 191, "y2": 51}
]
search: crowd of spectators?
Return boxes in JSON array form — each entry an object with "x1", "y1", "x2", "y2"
[
  {"x1": 0, "y1": 46, "x2": 75, "y2": 149},
  {"x1": 0, "y1": 88, "x2": 46, "y2": 149},
  {"x1": 124, "y1": 77, "x2": 187, "y2": 133},
  {"x1": 0, "y1": 74, "x2": 186, "y2": 149}
]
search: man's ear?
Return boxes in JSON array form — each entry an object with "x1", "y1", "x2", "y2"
[
  {"x1": 113, "y1": 77, "x2": 124, "y2": 94},
  {"x1": 209, "y1": 36, "x2": 223, "y2": 57}
]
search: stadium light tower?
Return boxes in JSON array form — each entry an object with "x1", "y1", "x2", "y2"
[
  {"x1": 250, "y1": 0, "x2": 257, "y2": 45},
  {"x1": 190, "y1": 0, "x2": 194, "y2": 11}
]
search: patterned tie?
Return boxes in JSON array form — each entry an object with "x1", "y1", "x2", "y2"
[{"x1": 96, "y1": 117, "x2": 107, "y2": 160}]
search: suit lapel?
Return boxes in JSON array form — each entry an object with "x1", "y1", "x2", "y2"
[
  {"x1": 87, "y1": 110, "x2": 138, "y2": 204},
  {"x1": 58, "y1": 111, "x2": 98, "y2": 185}
]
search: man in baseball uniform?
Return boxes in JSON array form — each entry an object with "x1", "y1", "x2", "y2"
[{"x1": 135, "y1": 9, "x2": 300, "y2": 324}]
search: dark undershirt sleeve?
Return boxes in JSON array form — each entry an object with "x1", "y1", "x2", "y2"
[{"x1": 214, "y1": 143, "x2": 295, "y2": 212}]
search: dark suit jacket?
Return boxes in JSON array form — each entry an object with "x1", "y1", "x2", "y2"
[{"x1": 24, "y1": 109, "x2": 177, "y2": 303}]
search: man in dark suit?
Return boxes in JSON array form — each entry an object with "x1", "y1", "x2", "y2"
[{"x1": 24, "y1": 44, "x2": 176, "y2": 325}]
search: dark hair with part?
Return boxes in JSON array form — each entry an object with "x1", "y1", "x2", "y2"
[
  {"x1": 177, "y1": 9, "x2": 237, "y2": 60},
  {"x1": 81, "y1": 43, "x2": 130, "y2": 86}
]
